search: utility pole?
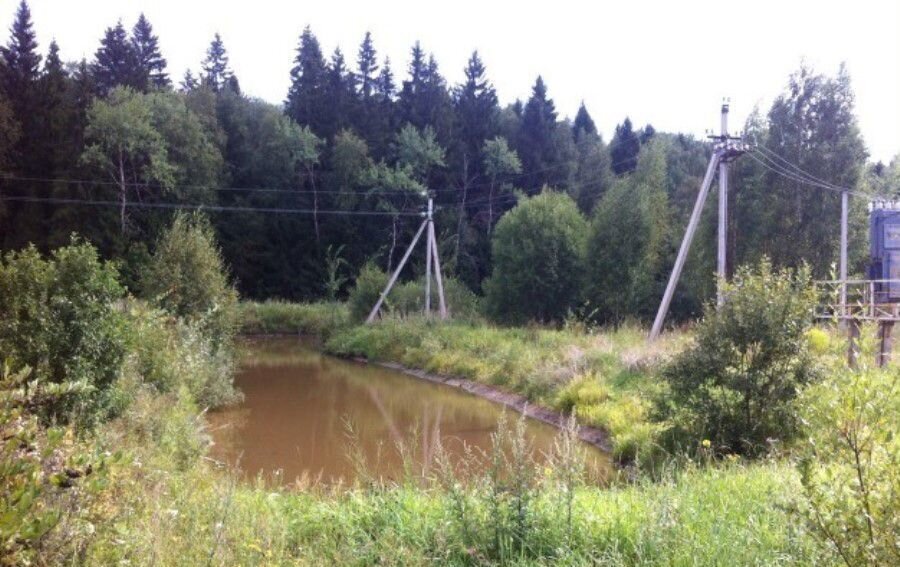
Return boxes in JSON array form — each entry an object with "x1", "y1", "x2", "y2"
[
  {"x1": 425, "y1": 198, "x2": 433, "y2": 315},
  {"x1": 649, "y1": 101, "x2": 747, "y2": 340},
  {"x1": 840, "y1": 189, "x2": 849, "y2": 319},
  {"x1": 366, "y1": 195, "x2": 448, "y2": 323},
  {"x1": 717, "y1": 102, "x2": 730, "y2": 306}
]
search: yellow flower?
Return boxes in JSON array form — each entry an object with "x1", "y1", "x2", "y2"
[{"x1": 701, "y1": 439, "x2": 711, "y2": 448}]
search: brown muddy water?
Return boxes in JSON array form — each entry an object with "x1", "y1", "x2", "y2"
[{"x1": 207, "y1": 337, "x2": 611, "y2": 485}]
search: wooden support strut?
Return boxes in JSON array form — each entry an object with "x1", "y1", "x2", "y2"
[
  {"x1": 365, "y1": 217, "x2": 428, "y2": 324},
  {"x1": 366, "y1": 196, "x2": 449, "y2": 324},
  {"x1": 649, "y1": 151, "x2": 721, "y2": 340}
]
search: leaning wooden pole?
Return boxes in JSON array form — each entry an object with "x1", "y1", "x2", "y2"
[
  {"x1": 649, "y1": 152, "x2": 721, "y2": 340},
  {"x1": 366, "y1": 218, "x2": 429, "y2": 324}
]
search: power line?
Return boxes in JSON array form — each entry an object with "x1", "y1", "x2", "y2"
[
  {"x1": 746, "y1": 150, "x2": 872, "y2": 198},
  {"x1": 753, "y1": 145, "x2": 850, "y2": 191},
  {"x1": 0, "y1": 173, "x2": 437, "y2": 197},
  {"x1": 0, "y1": 195, "x2": 424, "y2": 216}
]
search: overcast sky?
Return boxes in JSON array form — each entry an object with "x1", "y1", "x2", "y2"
[{"x1": 9, "y1": 0, "x2": 900, "y2": 162}]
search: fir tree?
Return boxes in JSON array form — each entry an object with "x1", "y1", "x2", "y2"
[
  {"x1": 572, "y1": 102, "x2": 597, "y2": 142},
  {"x1": 454, "y1": 51, "x2": 498, "y2": 162},
  {"x1": 93, "y1": 21, "x2": 139, "y2": 95},
  {"x1": 131, "y1": 13, "x2": 169, "y2": 90},
  {"x1": 376, "y1": 56, "x2": 395, "y2": 101},
  {"x1": 285, "y1": 26, "x2": 328, "y2": 134},
  {"x1": 322, "y1": 47, "x2": 356, "y2": 140},
  {"x1": 519, "y1": 76, "x2": 560, "y2": 191},
  {"x1": 640, "y1": 123, "x2": 656, "y2": 144},
  {"x1": 357, "y1": 31, "x2": 378, "y2": 99},
  {"x1": 0, "y1": 0, "x2": 41, "y2": 113},
  {"x1": 201, "y1": 33, "x2": 232, "y2": 92},
  {"x1": 180, "y1": 69, "x2": 198, "y2": 92},
  {"x1": 399, "y1": 44, "x2": 453, "y2": 144},
  {"x1": 610, "y1": 117, "x2": 641, "y2": 174}
]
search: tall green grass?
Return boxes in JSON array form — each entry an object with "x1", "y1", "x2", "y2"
[
  {"x1": 52, "y1": 393, "x2": 823, "y2": 566},
  {"x1": 238, "y1": 300, "x2": 349, "y2": 338},
  {"x1": 325, "y1": 318, "x2": 687, "y2": 462}
]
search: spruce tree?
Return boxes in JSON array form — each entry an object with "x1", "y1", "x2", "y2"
[
  {"x1": 131, "y1": 13, "x2": 169, "y2": 90},
  {"x1": 454, "y1": 51, "x2": 498, "y2": 163},
  {"x1": 180, "y1": 69, "x2": 199, "y2": 92},
  {"x1": 201, "y1": 33, "x2": 232, "y2": 92},
  {"x1": 375, "y1": 56, "x2": 395, "y2": 101},
  {"x1": 610, "y1": 117, "x2": 641, "y2": 174},
  {"x1": 285, "y1": 26, "x2": 327, "y2": 134},
  {"x1": 0, "y1": 0, "x2": 40, "y2": 109},
  {"x1": 357, "y1": 31, "x2": 378, "y2": 99},
  {"x1": 93, "y1": 21, "x2": 140, "y2": 95},
  {"x1": 518, "y1": 76, "x2": 560, "y2": 191},
  {"x1": 399, "y1": 44, "x2": 453, "y2": 144},
  {"x1": 322, "y1": 47, "x2": 356, "y2": 140},
  {"x1": 572, "y1": 102, "x2": 597, "y2": 142}
]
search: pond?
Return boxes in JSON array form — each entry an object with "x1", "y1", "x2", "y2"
[{"x1": 207, "y1": 337, "x2": 611, "y2": 485}]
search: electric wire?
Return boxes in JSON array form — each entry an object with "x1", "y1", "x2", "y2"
[{"x1": 0, "y1": 195, "x2": 424, "y2": 216}]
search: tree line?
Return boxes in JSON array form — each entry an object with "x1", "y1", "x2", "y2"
[{"x1": 0, "y1": 0, "x2": 894, "y2": 323}]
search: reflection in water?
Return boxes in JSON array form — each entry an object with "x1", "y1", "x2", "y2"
[{"x1": 207, "y1": 337, "x2": 611, "y2": 485}]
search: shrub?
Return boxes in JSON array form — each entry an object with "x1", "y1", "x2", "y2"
[
  {"x1": 658, "y1": 259, "x2": 819, "y2": 456},
  {"x1": 0, "y1": 240, "x2": 127, "y2": 424},
  {"x1": 124, "y1": 301, "x2": 239, "y2": 409},
  {"x1": 347, "y1": 262, "x2": 389, "y2": 322},
  {"x1": 140, "y1": 211, "x2": 238, "y2": 349},
  {"x1": 796, "y1": 350, "x2": 899, "y2": 566},
  {"x1": 484, "y1": 191, "x2": 588, "y2": 325}
]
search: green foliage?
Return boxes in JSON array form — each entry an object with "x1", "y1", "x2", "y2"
[
  {"x1": 125, "y1": 302, "x2": 239, "y2": 408},
  {"x1": 238, "y1": 300, "x2": 349, "y2": 337},
  {"x1": 658, "y1": 259, "x2": 819, "y2": 455},
  {"x1": 484, "y1": 191, "x2": 587, "y2": 324},
  {"x1": 0, "y1": 239, "x2": 127, "y2": 424},
  {"x1": 322, "y1": 244, "x2": 349, "y2": 301},
  {"x1": 140, "y1": 211, "x2": 238, "y2": 349},
  {"x1": 395, "y1": 123, "x2": 445, "y2": 180},
  {"x1": 586, "y1": 140, "x2": 671, "y2": 323},
  {"x1": 81, "y1": 87, "x2": 175, "y2": 227},
  {"x1": 796, "y1": 346, "x2": 900, "y2": 566},
  {"x1": 347, "y1": 262, "x2": 389, "y2": 323},
  {"x1": 0, "y1": 365, "x2": 62, "y2": 565}
]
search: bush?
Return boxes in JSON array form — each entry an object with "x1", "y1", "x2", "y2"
[
  {"x1": 140, "y1": 212, "x2": 238, "y2": 349},
  {"x1": 658, "y1": 259, "x2": 819, "y2": 456},
  {"x1": 125, "y1": 302, "x2": 240, "y2": 409},
  {"x1": 347, "y1": 262, "x2": 389, "y2": 322},
  {"x1": 0, "y1": 240, "x2": 127, "y2": 424},
  {"x1": 484, "y1": 191, "x2": 588, "y2": 325},
  {"x1": 796, "y1": 348, "x2": 899, "y2": 566}
]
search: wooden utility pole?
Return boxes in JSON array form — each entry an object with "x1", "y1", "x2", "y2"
[{"x1": 366, "y1": 196, "x2": 448, "y2": 323}]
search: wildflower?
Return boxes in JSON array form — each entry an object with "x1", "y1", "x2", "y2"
[{"x1": 701, "y1": 439, "x2": 711, "y2": 448}]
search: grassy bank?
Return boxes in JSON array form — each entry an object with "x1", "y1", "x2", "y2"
[
  {"x1": 239, "y1": 301, "x2": 687, "y2": 461},
  {"x1": 37, "y1": 380, "x2": 818, "y2": 566}
]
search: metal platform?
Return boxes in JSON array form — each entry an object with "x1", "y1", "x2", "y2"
[{"x1": 814, "y1": 279, "x2": 900, "y2": 322}]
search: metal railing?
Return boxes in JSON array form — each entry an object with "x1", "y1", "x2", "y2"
[{"x1": 814, "y1": 279, "x2": 900, "y2": 321}]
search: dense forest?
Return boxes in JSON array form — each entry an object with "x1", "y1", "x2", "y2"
[{"x1": 0, "y1": 1, "x2": 895, "y2": 323}]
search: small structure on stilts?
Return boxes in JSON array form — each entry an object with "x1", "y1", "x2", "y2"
[
  {"x1": 815, "y1": 201, "x2": 900, "y2": 367},
  {"x1": 366, "y1": 196, "x2": 448, "y2": 323}
]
